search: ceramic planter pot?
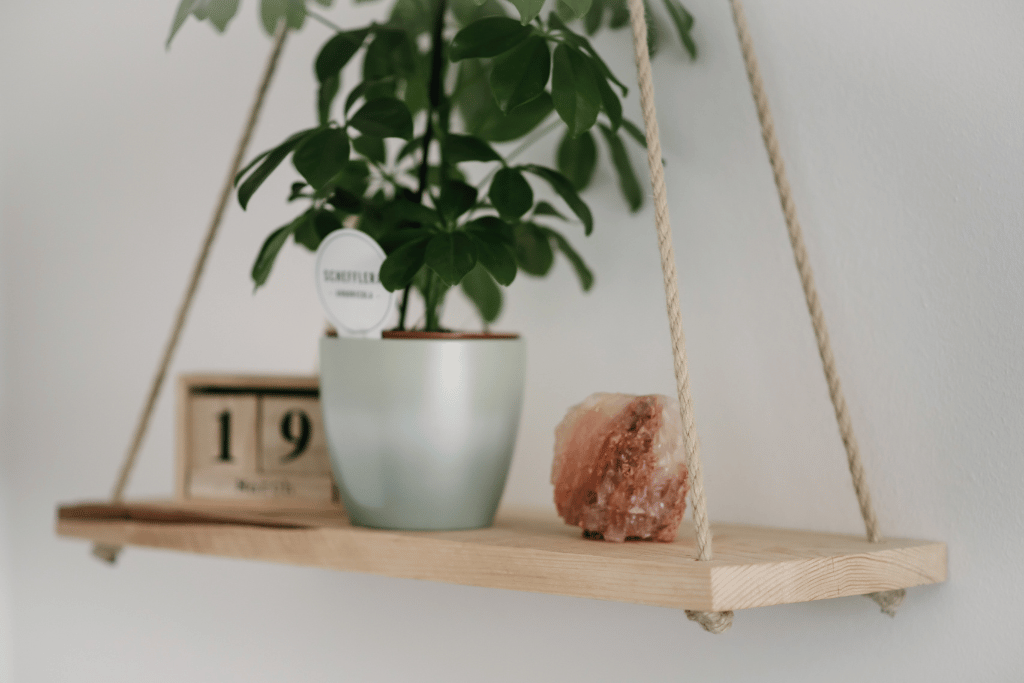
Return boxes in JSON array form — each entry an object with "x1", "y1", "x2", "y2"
[{"x1": 318, "y1": 334, "x2": 526, "y2": 530}]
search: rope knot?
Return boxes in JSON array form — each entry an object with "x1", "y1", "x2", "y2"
[
  {"x1": 867, "y1": 589, "x2": 906, "y2": 617},
  {"x1": 686, "y1": 610, "x2": 735, "y2": 634}
]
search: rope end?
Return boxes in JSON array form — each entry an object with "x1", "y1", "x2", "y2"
[
  {"x1": 91, "y1": 543, "x2": 123, "y2": 564},
  {"x1": 866, "y1": 589, "x2": 906, "y2": 617},
  {"x1": 685, "y1": 610, "x2": 735, "y2": 634}
]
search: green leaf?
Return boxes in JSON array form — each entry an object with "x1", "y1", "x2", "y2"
[
  {"x1": 475, "y1": 92, "x2": 555, "y2": 142},
  {"x1": 285, "y1": 0, "x2": 306, "y2": 28},
  {"x1": 252, "y1": 213, "x2": 306, "y2": 288},
  {"x1": 237, "y1": 129, "x2": 316, "y2": 210},
  {"x1": 549, "y1": 16, "x2": 628, "y2": 96},
  {"x1": 454, "y1": 59, "x2": 494, "y2": 133},
  {"x1": 537, "y1": 225, "x2": 594, "y2": 290},
  {"x1": 344, "y1": 78, "x2": 394, "y2": 115},
  {"x1": 489, "y1": 167, "x2": 534, "y2": 219},
  {"x1": 402, "y1": 49, "x2": 432, "y2": 114},
  {"x1": 450, "y1": 17, "x2": 532, "y2": 61},
  {"x1": 348, "y1": 98, "x2": 414, "y2": 139},
  {"x1": 288, "y1": 181, "x2": 308, "y2": 201},
  {"x1": 295, "y1": 209, "x2": 342, "y2": 250},
  {"x1": 388, "y1": 0, "x2": 435, "y2": 33},
  {"x1": 332, "y1": 159, "x2": 372, "y2": 197},
  {"x1": 167, "y1": 0, "x2": 239, "y2": 47},
  {"x1": 315, "y1": 209, "x2": 343, "y2": 237},
  {"x1": 594, "y1": 66, "x2": 622, "y2": 130},
  {"x1": 508, "y1": 0, "x2": 546, "y2": 24},
  {"x1": 583, "y1": 0, "x2": 605, "y2": 35},
  {"x1": 663, "y1": 0, "x2": 696, "y2": 59},
  {"x1": 532, "y1": 200, "x2": 568, "y2": 220},
  {"x1": 453, "y1": 0, "x2": 510, "y2": 25},
  {"x1": 551, "y1": 44, "x2": 601, "y2": 137},
  {"x1": 608, "y1": 0, "x2": 629, "y2": 28},
  {"x1": 260, "y1": 0, "x2": 305, "y2": 35},
  {"x1": 445, "y1": 134, "x2": 501, "y2": 163},
  {"x1": 490, "y1": 36, "x2": 551, "y2": 114},
  {"x1": 598, "y1": 123, "x2": 643, "y2": 211},
  {"x1": 379, "y1": 237, "x2": 430, "y2": 291},
  {"x1": 391, "y1": 199, "x2": 443, "y2": 227},
  {"x1": 327, "y1": 187, "x2": 361, "y2": 213},
  {"x1": 557, "y1": 129, "x2": 597, "y2": 191},
  {"x1": 513, "y1": 222, "x2": 554, "y2": 275},
  {"x1": 578, "y1": 38, "x2": 628, "y2": 97},
  {"x1": 167, "y1": 0, "x2": 199, "y2": 48},
  {"x1": 461, "y1": 264, "x2": 503, "y2": 324},
  {"x1": 521, "y1": 164, "x2": 594, "y2": 234},
  {"x1": 557, "y1": 0, "x2": 593, "y2": 21},
  {"x1": 465, "y1": 217, "x2": 517, "y2": 286},
  {"x1": 198, "y1": 0, "x2": 239, "y2": 29},
  {"x1": 362, "y1": 30, "x2": 415, "y2": 82},
  {"x1": 318, "y1": 74, "x2": 340, "y2": 126},
  {"x1": 292, "y1": 128, "x2": 351, "y2": 190},
  {"x1": 622, "y1": 118, "x2": 647, "y2": 147},
  {"x1": 315, "y1": 29, "x2": 369, "y2": 83},
  {"x1": 425, "y1": 232, "x2": 478, "y2": 285},
  {"x1": 351, "y1": 135, "x2": 386, "y2": 164},
  {"x1": 438, "y1": 181, "x2": 479, "y2": 222}
]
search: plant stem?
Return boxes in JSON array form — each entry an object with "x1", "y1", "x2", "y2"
[
  {"x1": 464, "y1": 119, "x2": 564, "y2": 222},
  {"x1": 398, "y1": 0, "x2": 448, "y2": 332},
  {"x1": 416, "y1": 0, "x2": 448, "y2": 202},
  {"x1": 424, "y1": 273, "x2": 440, "y2": 331}
]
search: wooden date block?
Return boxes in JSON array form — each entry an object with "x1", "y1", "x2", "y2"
[
  {"x1": 176, "y1": 374, "x2": 340, "y2": 508},
  {"x1": 259, "y1": 396, "x2": 331, "y2": 476},
  {"x1": 189, "y1": 394, "x2": 258, "y2": 475}
]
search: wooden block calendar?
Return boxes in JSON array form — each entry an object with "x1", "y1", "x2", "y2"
[{"x1": 176, "y1": 374, "x2": 340, "y2": 507}]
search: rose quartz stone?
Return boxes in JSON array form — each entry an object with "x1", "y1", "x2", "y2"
[{"x1": 552, "y1": 393, "x2": 689, "y2": 542}]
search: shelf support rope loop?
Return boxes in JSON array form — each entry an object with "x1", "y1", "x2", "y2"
[
  {"x1": 624, "y1": 0, "x2": 732, "y2": 634},
  {"x1": 91, "y1": 21, "x2": 290, "y2": 564},
  {"x1": 727, "y1": 0, "x2": 905, "y2": 615}
]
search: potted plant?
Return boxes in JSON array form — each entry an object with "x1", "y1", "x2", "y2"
[{"x1": 169, "y1": 0, "x2": 696, "y2": 529}]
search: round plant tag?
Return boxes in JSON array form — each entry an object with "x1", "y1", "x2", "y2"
[{"x1": 314, "y1": 229, "x2": 395, "y2": 338}]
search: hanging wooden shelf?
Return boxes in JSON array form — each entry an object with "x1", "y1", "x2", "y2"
[{"x1": 57, "y1": 501, "x2": 945, "y2": 612}]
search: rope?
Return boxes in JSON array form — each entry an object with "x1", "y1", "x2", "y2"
[
  {"x1": 727, "y1": 0, "x2": 904, "y2": 615},
  {"x1": 625, "y1": 0, "x2": 733, "y2": 634},
  {"x1": 92, "y1": 21, "x2": 290, "y2": 564}
]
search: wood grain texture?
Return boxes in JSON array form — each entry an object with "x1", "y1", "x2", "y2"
[{"x1": 57, "y1": 501, "x2": 945, "y2": 612}]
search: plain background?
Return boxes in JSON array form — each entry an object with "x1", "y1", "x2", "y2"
[{"x1": 1, "y1": 0, "x2": 1023, "y2": 680}]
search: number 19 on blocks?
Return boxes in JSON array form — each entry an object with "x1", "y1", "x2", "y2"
[{"x1": 176, "y1": 374, "x2": 339, "y2": 507}]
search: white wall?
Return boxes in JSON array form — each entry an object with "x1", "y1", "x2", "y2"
[
  {"x1": 0, "y1": 89, "x2": 13, "y2": 680},
  {"x1": 1, "y1": 0, "x2": 1022, "y2": 680}
]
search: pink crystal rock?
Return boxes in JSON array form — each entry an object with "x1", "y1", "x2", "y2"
[{"x1": 552, "y1": 393, "x2": 689, "y2": 542}]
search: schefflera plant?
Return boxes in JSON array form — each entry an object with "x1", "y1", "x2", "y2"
[{"x1": 233, "y1": 0, "x2": 697, "y2": 331}]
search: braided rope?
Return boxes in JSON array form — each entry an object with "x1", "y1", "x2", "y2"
[
  {"x1": 728, "y1": 0, "x2": 879, "y2": 542},
  {"x1": 92, "y1": 22, "x2": 290, "y2": 564},
  {"x1": 727, "y1": 0, "x2": 904, "y2": 614},
  {"x1": 625, "y1": 0, "x2": 733, "y2": 634}
]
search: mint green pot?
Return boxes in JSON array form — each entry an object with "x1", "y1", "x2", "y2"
[{"x1": 318, "y1": 336, "x2": 526, "y2": 530}]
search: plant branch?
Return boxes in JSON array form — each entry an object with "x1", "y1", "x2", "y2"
[
  {"x1": 508, "y1": 118, "x2": 563, "y2": 163},
  {"x1": 399, "y1": 0, "x2": 448, "y2": 331},
  {"x1": 306, "y1": 10, "x2": 344, "y2": 33},
  {"x1": 470, "y1": 118, "x2": 564, "y2": 204}
]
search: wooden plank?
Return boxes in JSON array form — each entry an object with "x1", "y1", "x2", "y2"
[{"x1": 55, "y1": 501, "x2": 946, "y2": 612}]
